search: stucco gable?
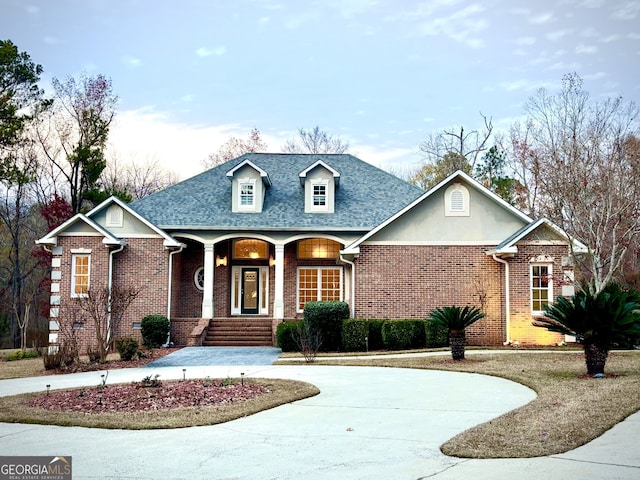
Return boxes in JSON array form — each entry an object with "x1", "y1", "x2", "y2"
[
  {"x1": 36, "y1": 213, "x2": 123, "y2": 246},
  {"x1": 344, "y1": 170, "x2": 532, "y2": 251}
]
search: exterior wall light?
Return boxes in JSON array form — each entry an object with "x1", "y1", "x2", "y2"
[{"x1": 216, "y1": 255, "x2": 227, "y2": 267}]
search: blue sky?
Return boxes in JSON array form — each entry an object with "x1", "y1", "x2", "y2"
[{"x1": 3, "y1": 0, "x2": 640, "y2": 179}]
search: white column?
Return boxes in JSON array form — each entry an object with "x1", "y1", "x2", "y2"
[
  {"x1": 201, "y1": 243, "x2": 215, "y2": 318},
  {"x1": 274, "y1": 244, "x2": 285, "y2": 319}
]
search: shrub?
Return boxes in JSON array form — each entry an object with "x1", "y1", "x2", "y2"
[
  {"x1": 304, "y1": 301, "x2": 350, "y2": 352},
  {"x1": 425, "y1": 318, "x2": 449, "y2": 348},
  {"x1": 141, "y1": 315, "x2": 170, "y2": 348},
  {"x1": 116, "y1": 336, "x2": 139, "y2": 361},
  {"x1": 342, "y1": 319, "x2": 370, "y2": 351},
  {"x1": 367, "y1": 319, "x2": 385, "y2": 350},
  {"x1": 382, "y1": 319, "x2": 426, "y2": 350},
  {"x1": 5, "y1": 349, "x2": 39, "y2": 361},
  {"x1": 276, "y1": 321, "x2": 302, "y2": 352},
  {"x1": 429, "y1": 305, "x2": 485, "y2": 360}
]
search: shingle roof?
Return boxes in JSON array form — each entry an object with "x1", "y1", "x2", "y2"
[{"x1": 130, "y1": 153, "x2": 425, "y2": 231}]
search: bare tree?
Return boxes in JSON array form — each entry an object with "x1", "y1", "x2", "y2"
[
  {"x1": 202, "y1": 127, "x2": 267, "y2": 169},
  {"x1": 521, "y1": 72, "x2": 640, "y2": 292},
  {"x1": 73, "y1": 284, "x2": 140, "y2": 362},
  {"x1": 37, "y1": 73, "x2": 118, "y2": 213},
  {"x1": 419, "y1": 113, "x2": 493, "y2": 169},
  {"x1": 101, "y1": 155, "x2": 178, "y2": 200},
  {"x1": 282, "y1": 126, "x2": 350, "y2": 154}
]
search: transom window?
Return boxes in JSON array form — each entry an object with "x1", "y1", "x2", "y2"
[
  {"x1": 297, "y1": 267, "x2": 342, "y2": 311},
  {"x1": 71, "y1": 254, "x2": 90, "y2": 297},
  {"x1": 233, "y1": 239, "x2": 268, "y2": 259},
  {"x1": 298, "y1": 238, "x2": 341, "y2": 259},
  {"x1": 240, "y1": 183, "x2": 254, "y2": 206},
  {"x1": 531, "y1": 264, "x2": 552, "y2": 314}
]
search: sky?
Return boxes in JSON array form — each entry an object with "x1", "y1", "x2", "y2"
[{"x1": 3, "y1": 0, "x2": 640, "y2": 180}]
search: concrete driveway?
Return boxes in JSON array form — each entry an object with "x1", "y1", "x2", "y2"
[{"x1": 0, "y1": 362, "x2": 638, "y2": 479}]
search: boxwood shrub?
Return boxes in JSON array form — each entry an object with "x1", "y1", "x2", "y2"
[
  {"x1": 276, "y1": 320, "x2": 302, "y2": 352},
  {"x1": 367, "y1": 319, "x2": 385, "y2": 350},
  {"x1": 304, "y1": 301, "x2": 350, "y2": 351},
  {"x1": 141, "y1": 314, "x2": 170, "y2": 348},
  {"x1": 115, "y1": 336, "x2": 139, "y2": 361},
  {"x1": 341, "y1": 319, "x2": 370, "y2": 351},
  {"x1": 382, "y1": 319, "x2": 426, "y2": 350},
  {"x1": 425, "y1": 318, "x2": 449, "y2": 348}
]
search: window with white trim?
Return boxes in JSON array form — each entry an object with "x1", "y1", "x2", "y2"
[
  {"x1": 297, "y1": 267, "x2": 342, "y2": 312},
  {"x1": 194, "y1": 267, "x2": 205, "y2": 291},
  {"x1": 531, "y1": 264, "x2": 552, "y2": 314},
  {"x1": 71, "y1": 254, "x2": 91, "y2": 297},
  {"x1": 239, "y1": 182, "x2": 254, "y2": 207},
  {"x1": 313, "y1": 184, "x2": 326, "y2": 207}
]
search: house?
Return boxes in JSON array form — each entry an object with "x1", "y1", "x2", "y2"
[{"x1": 37, "y1": 153, "x2": 582, "y2": 350}]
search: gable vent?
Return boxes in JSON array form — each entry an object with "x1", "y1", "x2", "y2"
[{"x1": 450, "y1": 190, "x2": 464, "y2": 211}]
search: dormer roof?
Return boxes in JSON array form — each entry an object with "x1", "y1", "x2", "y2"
[
  {"x1": 298, "y1": 160, "x2": 340, "y2": 187},
  {"x1": 226, "y1": 159, "x2": 272, "y2": 187}
]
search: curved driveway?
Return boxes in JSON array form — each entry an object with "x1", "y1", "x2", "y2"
[{"x1": 1, "y1": 364, "x2": 638, "y2": 479}]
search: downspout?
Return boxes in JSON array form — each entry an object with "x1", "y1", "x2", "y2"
[
  {"x1": 166, "y1": 243, "x2": 185, "y2": 345},
  {"x1": 107, "y1": 242, "x2": 126, "y2": 347},
  {"x1": 492, "y1": 254, "x2": 510, "y2": 345},
  {"x1": 339, "y1": 253, "x2": 356, "y2": 318}
]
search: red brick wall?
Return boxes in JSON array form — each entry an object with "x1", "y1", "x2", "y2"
[
  {"x1": 354, "y1": 244, "x2": 505, "y2": 345},
  {"x1": 508, "y1": 243, "x2": 571, "y2": 345},
  {"x1": 53, "y1": 236, "x2": 170, "y2": 352}
]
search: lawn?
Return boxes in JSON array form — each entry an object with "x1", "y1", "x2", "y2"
[
  {"x1": 288, "y1": 349, "x2": 640, "y2": 458},
  {"x1": 1, "y1": 348, "x2": 638, "y2": 458}
]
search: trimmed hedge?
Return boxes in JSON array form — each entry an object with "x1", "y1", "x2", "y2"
[
  {"x1": 304, "y1": 301, "x2": 350, "y2": 352},
  {"x1": 425, "y1": 318, "x2": 449, "y2": 348},
  {"x1": 382, "y1": 319, "x2": 426, "y2": 350},
  {"x1": 276, "y1": 320, "x2": 302, "y2": 352},
  {"x1": 141, "y1": 314, "x2": 170, "y2": 348},
  {"x1": 367, "y1": 319, "x2": 385, "y2": 350},
  {"x1": 341, "y1": 319, "x2": 370, "y2": 351}
]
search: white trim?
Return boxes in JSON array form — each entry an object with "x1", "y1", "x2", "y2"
[
  {"x1": 310, "y1": 179, "x2": 329, "y2": 212},
  {"x1": 444, "y1": 183, "x2": 470, "y2": 217},
  {"x1": 71, "y1": 253, "x2": 91, "y2": 298},
  {"x1": 238, "y1": 179, "x2": 257, "y2": 211},
  {"x1": 194, "y1": 266, "x2": 205, "y2": 291},
  {"x1": 70, "y1": 248, "x2": 92, "y2": 254},
  {"x1": 296, "y1": 266, "x2": 343, "y2": 313},
  {"x1": 488, "y1": 218, "x2": 588, "y2": 255},
  {"x1": 226, "y1": 159, "x2": 271, "y2": 186},
  {"x1": 530, "y1": 262, "x2": 553, "y2": 316},
  {"x1": 230, "y1": 265, "x2": 270, "y2": 315},
  {"x1": 299, "y1": 160, "x2": 341, "y2": 186},
  {"x1": 36, "y1": 214, "x2": 122, "y2": 246}
]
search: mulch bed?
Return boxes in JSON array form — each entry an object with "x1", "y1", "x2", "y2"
[
  {"x1": 30, "y1": 378, "x2": 268, "y2": 414},
  {"x1": 50, "y1": 347, "x2": 182, "y2": 374}
]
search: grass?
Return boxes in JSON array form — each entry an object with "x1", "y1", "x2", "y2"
[
  {"x1": 0, "y1": 378, "x2": 319, "y2": 429},
  {"x1": 283, "y1": 350, "x2": 640, "y2": 458},
  {"x1": 1, "y1": 348, "x2": 638, "y2": 458}
]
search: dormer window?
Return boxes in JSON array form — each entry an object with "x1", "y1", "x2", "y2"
[
  {"x1": 226, "y1": 160, "x2": 270, "y2": 213},
  {"x1": 300, "y1": 161, "x2": 339, "y2": 214},
  {"x1": 444, "y1": 183, "x2": 470, "y2": 217},
  {"x1": 240, "y1": 182, "x2": 255, "y2": 207}
]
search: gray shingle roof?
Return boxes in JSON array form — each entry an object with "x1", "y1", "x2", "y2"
[{"x1": 130, "y1": 153, "x2": 424, "y2": 231}]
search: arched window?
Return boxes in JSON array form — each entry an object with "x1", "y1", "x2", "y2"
[{"x1": 297, "y1": 238, "x2": 342, "y2": 259}]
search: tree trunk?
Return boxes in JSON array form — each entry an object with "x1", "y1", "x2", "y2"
[
  {"x1": 450, "y1": 330, "x2": 466, "y2": 361},
  {"x1": 584, "y1": 343, "x2": 608, "y2": 375}
]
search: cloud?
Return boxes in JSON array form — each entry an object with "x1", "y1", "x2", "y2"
[
  {"x1": 26, "y1": 5, "x2": 39, "y2": 14},
  {"x1": 529, "y1": 12, "x2": 554, "y2": 24},
  {"x1": 516, "y1": 37, "x2": 536, "y2": 46},
  {"x1": 611, "y1": 1, "x2": 640, "y2": 20},
  {"x1": 123, "y1": 56, "x2": 142, "y2": 68},
  {"x1": 498, "y1": 79, "x2": 550, "y2": 92},
  {"x1": 546, "y1": 30, "x2": 571, "y2": 42},
  {"x1": 43, "y1": 36, "x2": 61, "y2": 45},
  {"x1": 196, "y1": 46, "x2": 227, "y2": 57},
  {"x1": 576, "y1": 43, "x2": 598, "y2": 54}
]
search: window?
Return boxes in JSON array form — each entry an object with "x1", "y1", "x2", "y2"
[
  {"x1": 71, "y1": 254, "x2": 90, "y2": 297},
  {"x1": 240, "y1": 183, "x2": 254, "y2": 207},
  {"x1": 531, "y1": 264, "x2": 552, "y2": 314},
  {"x1": 297, "y1": 267, "x2": 342, "y2": 311},
  {"x1": 194, "y1": 267, "x2": 205, "y2": 291},
  {"x1": 233, "y1": 239, "x2": 268, "y2": 259},
  {"x1": 297, "y1": 238, "x2": 341, "y2": 259},
  {"x1": 313, "y1": 184, "x2": 326, "y2": 206}
]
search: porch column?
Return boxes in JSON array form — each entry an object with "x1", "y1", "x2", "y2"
[
  {"x1": 274, "y1": 244, "x2": 285, "y2": 319},
  {"x1": 201, "y1": 243, "x2": 215, "y2": 318}
]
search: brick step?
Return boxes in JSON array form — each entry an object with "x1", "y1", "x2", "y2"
[{"x1": 203, "y1": 318, "x2": 273, "y2": 347}]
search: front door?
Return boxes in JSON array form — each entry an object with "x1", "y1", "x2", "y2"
[{"x1": 241, "y1": 268, "x2": 259, "y2": 314}]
